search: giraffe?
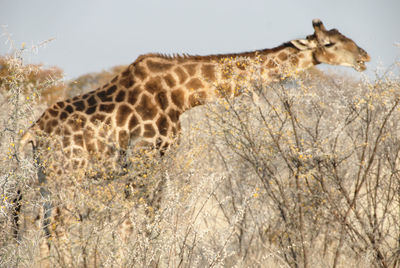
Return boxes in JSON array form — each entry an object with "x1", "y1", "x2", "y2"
[{"x1": 17, "y1": 19, "x2": 369, "y2": 266}]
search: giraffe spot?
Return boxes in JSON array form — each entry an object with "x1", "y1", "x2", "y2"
[
  {"x1": 97, "y1": 140, "x2": 106, "y2": 153},
  {"x1": 146, "y1": 60, "x2": 173, "y2": 72},
  {"x1": 38, "y1": 119, "x2": 45, "y2": 130},
  {"x1": 106, "y1": 85, "x2": 118, "y2": 95},
  {"x1": 99, "y1": 103, "x2": 115, "y2": 113},
  {"x1": 172, "y1": 126, "x2": 178, "y2": 135},
  {"x1": 201, "y1": 64, "x2": 216, "y2": 81},
  {"x1": 145, "y1": 76, "x2": 163, "y2": 94},
  {"x1": 183, "y1": 63, "x2": 197, "y2": 76},
  {"x1": 171, "y1": 89, "x2": 185, "y2": 109},
  {"x1": 186, "y1": 78, "x2": 203, "y2": 91},
  {"x1": 86, "y1": 142, "x2": 96, "y2": 154},
  {"x1": 56, "y1": 101, "x2": 65, "y2": 109},
  {"x1": 116, "y1": 104, "x2": 133, "y2": 127},
  {"x1": 115, "y1": 90, "x2": 126, "y2": 102},
  {"x1": 63, "y1": 127, "x2": 71, "y2": 136},
  {"x1": 120, "y1": 73, "x2": 134, "y2": 89},
  {"x1": 72, "y1": 148, "x2": 83, "y2": 157},
  {"x1": 174, "y1": 67, "x2": 187, "y2": 83},
  {"x1": 55, "y1": 127, "x2": 61, "y2": 135},
  {"x1": 156, "y1": 115, "x2": 169, "y2": 136},
  {"x1": 163, "y1": 74, "x2": 176, "y2": 88},
  {"x1": 143, "y1": 124, "x2": 156, "y2": 137},
  {"x1": 87, "y1": 95, "x2": 97, "y2": 106},
  {"x1": 82, "y1": 93, "x2": 89, "y2": 99},
  {"x1": 156, "y1": 91, "x2": 169, "y2": 110},
  {"x1": 62, "y1": 136, "x2": 70, "y2": 147},
  {"x1": 136, "y1": 94, "x2": 158, "y2": 120},
  {"x1": 97, "y1": 90, "x2": 113, "y2": 102},
  {"x1": 48, "y1": 109, "x2": 58, "y2": 117},
  {"x1": 168, "y1": 109, "x2": 180, "y2": 123},
  {"x1": 90, "y1": 114, "x2": 106, "y2": 124},
  {"x1": 65, "y1": 105, "x2": 74, "y2": 114},
  {"x1": 290, "y1": 57, "x2": 299, "y2": 66},
  {"x1": 278, "y1": 52, "x2": 288, "y2": 61},
  {"x1": 73, "y1": 100, "x2": 85, "y2": 112},
  {"x1": 134, "y1": 64, "x2": 147, "y2": 80},
  {"x1": 111, "y1": 76, "x2": 119, "y2": 83},
  {"x1": 118, "y1": 130, "x2": 129, "y2": 148},
  {"x1": 121, "y1": 67, "x2": 131, "y2": 77},
  {"x1": 128, "y1": 113, "x2": 139, "y2": 130},
  {"x1": 267, "y1": 60, "x2": 277, "y2": 68},
  {"x1": 189, "y1": 91, "x2": 207, "y2": 107},
  {"x1": 127, "y1": 86, "x2": 141, "y2": 105},
  {"x1": 68, "y1": 115, "x2": 87, "y2": 131},
  {"x1": 74, "y1": 134, "x2": 84, "y2": 147},
  {"x1": 85, "y1": 106, "x2": 97, "y2": 115},
  {"x1": 45, "y1": 120, "x2": 57, "y2": 133},
  {"x1": 72, "y1": 96, "x2": 79, "y2": 101},
  {"x1": 105, "y1": 117, "x2": 112, "y2": 126}
]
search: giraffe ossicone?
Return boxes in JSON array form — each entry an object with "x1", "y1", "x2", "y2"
[{"x1": 19, "y1": 19, "x2": 370, "y2": 175}]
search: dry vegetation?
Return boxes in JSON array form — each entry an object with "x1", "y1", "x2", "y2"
[{"x1": 0, "y1": 45, "x2": 400, "y2": 268}]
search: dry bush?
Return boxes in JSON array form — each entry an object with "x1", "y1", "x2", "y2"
[{"x1": 1, "y1": 43, "x2": 400, "y2": 267}]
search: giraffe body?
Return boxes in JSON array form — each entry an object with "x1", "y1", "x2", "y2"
[{"x1": 17, "y1": 19, "x2": 370, "y2": 266}]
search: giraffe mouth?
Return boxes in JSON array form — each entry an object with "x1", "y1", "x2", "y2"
[{"x1": 355, "y1": 60, "x2": 367, "y2": 72}]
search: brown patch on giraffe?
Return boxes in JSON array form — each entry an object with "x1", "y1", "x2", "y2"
[
  {"x1": 202, "y1": 64, "x2": 216, "y2": 81},
  {"x1": 56, "y1": 101, "x2": 65, "y2": 109},
  {"x1": 62, "y1": 136, "x2": 70, "y2": 147},
  {"x1": 156, "y1": 115, "x2": 169, "y2": 136},
  {"x1": 65, "y1": 105, "x2": 74, "y2": 114},
  {"x1": 143, "y1": 124, "x2": 156, "y2": 137},
  {"x1": 156, "y1": 91, "x2": 169, "y2": 110},
  {"x1": 38, "y1": 119, "x2": 45, "y2": 130},
  {"x1": 120, "y1": 73, "x2": 134, "y2": 89},
  {"x1": 86, "y1": 142, "x2": 96, "y2": 154},
  {"x1": 163, "y1": 74, "x2": 176, "y2": 88},
  {"x1": 85, "y1": 106, "x2": 97, "y2": 115},
  {"x1": 68, "y1": 115, "x2": 87, "y2": 131},
  {"x1": 136, "y1": 94, "x2": 158, "y2": 120},
  {"x1": 73, "y1": 100, "x2": 85, "y2": 112},
  {"x1": 45, "y1": 119, "x2": 58, "y2": 133},
  {"x1": 133, "y1": 64, "x2": 147, "y2": 80},
  {"x1": 290, "y1": 56, "x2": 299, "y2": 66},
  {"x1": 278, "y1": 52, "x2": 288, "y2": 61},
  {"x1": 97, "y1": 140, "x2": 105, "y2": 153},
  {"x1": 116, "y1": 104, "x2": 133, "y2": 127},
  {"x1": 174, "y1": 67, "x2": 188, "y2": 83},
  {"x1": 48, "y1": 109, "x2": 58, "y2": 117},
  {"x1": 99, "y1": 103, "x2": 115, "y2": 113},
  {"x1": 82, "y1": 93, "x2": 89, "y2": 99},
  {"x1": 267, "y1": 60, "x2": 278, "y2": 68},
  {"x1": 189, "y1": 91, "x2": 207, "y2": 107},
  {"x1": 121, "y1": 67, "x2": 131, "y2": 77},
  {"x1": 183, "y1": 63, "x2": 197, "y2": 76},
  {"x1": 74, "y1": 134, "x2": 84, "y2": 147},
  {"x1": 90, "y1": 114, "x2": 106, "y2": 124},
  {"x1": 145, "y1": 76, "x2": 163, "y2": 94},
  {"x1": 186, "y1": 78, "x2": 203, "y2": 91},
  {"x1": 127, "y1": 86, "x2": 141, "y2": 105},
  {"x1": 115, "y1": 90, "x2": 126, "y2": 102},
  {"x1": 87, "y1": 95, "x2": 97, "y2": 106},
  {"x1": 118, "y1": 130, "x2": 129, "y2": 148},
  {"x1": 128, "y1": 113, "x2": 139, "y2": 130},
  {"x1": 111, "y1": 75, "x2": 119, "y2": 83},
  {"x1": 168, "y1": 109, "x2": 180, "y2": 123},
  {"x1": 171, "y1": 88, "x2": 185, "y2": 109},
  {"x1": 147, "y1": 60, "x2": 173, "y2": 72}
]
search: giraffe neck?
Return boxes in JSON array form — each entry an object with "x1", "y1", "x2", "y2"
[{"x1": 134, "y1": 43, "x2": 316, "y2": 112}]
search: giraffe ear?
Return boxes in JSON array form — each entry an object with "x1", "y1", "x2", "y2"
[
  {"x1": 290, "y1": 39, "x2": 316, "y2": 50},
  {"x1": 312, "y1": 19, "x2": 330, "y2": 45}
]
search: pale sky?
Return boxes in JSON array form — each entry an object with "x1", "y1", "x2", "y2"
[{"x1": 1, "y1": 0, "x2": 399, "y2": 79}]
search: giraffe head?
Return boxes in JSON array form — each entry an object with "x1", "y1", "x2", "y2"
[{"x1": 290, "y1": 19, "x2": 370, "y2": 71}]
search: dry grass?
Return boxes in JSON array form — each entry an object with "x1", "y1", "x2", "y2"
[{"x1": 0, "y1": 45, "x2": 399, "y2": 267}]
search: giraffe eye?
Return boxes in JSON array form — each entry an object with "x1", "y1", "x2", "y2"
[{"x1": 325, "y1": 43, "x2": 335, "y2": 48}]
